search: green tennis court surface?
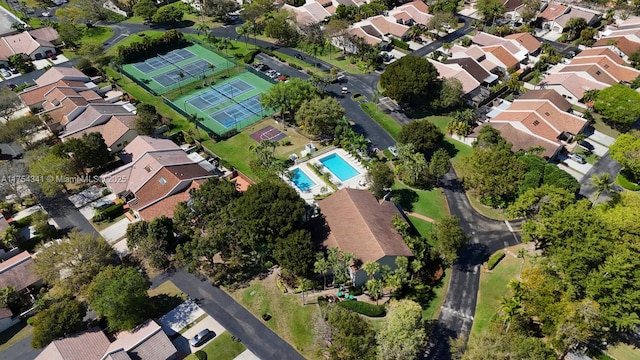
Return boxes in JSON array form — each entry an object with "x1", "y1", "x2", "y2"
[
  {"x1": 121, "y1": 44, "x2": 234, "y2": 95},
  {"x1": 171, "y1": 72, "x2": 275, "y2": 135}
]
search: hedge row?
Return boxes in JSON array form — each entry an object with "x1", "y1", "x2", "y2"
[
  {"x1": 117, "y1": 30, "x2": 188, "y2": 64},
  {"x1": 92, "y1": 203, "x2": 124, "y2": 222},
  {"x1": 391, "y1": 38, "x2": 410, "y2": 50},
  {"x1": 487, "y1": 252, "x2": 506, "y2": 270},
  {"x1": 338, "y1": 300, "x2": 386, "y2": 317}
]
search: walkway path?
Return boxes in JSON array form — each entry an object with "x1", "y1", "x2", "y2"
[{"x1": 406, "y1": 211, "x2": 436, "y2": 223}]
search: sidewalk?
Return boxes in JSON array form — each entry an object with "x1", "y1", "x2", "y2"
[
  {"x1": 405, "y1": 211, "x2": 436, "y2": 223},
  {"x1": 12, "y1": 205, "x2": 44, "y2": 221}
]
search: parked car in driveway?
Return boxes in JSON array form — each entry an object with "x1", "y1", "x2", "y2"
[
  {"x1": 0, "y1": 68, "x2": 10, "y2": 78},
  {"x1": 567, "y1": 153, "x2": 586, "y2": 164},
  {"x1": 190, "y1": 329, "x2": 215, "y2": 347},
  {"x1": 388, "y1": 146, "x2": 398, "y2": 157},
  {"x1": 94, "y1": 199, "x2": 114, "y2": 210}
]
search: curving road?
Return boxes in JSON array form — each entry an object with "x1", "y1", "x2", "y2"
[{"x1": 425, "y1": 169, "x2": 522, "y2": 359}]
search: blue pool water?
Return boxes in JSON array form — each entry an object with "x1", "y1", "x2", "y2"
[
  {"x1": 319, "y1": 153, "x2": 359, "y2": 182},
  {"x1": 291, "y1": 168, "x2": 316, "y2": 191}
]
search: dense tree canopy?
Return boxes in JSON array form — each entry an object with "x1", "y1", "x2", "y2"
[
  {"x1": 380, "y1": 56, "x2": 439, "y2": 106},
  {"x1": 593, "y1": 84, "x2": 640, "y2": 128},
  {"x1": 295, "y1": 97, "x2": 344, "y2": 138},
  {"x1": 397, "y1": 119, "x2": 444, "y2": 156},
  {"x1": 31, "y1": 298, "x2": 87, "y2": 348},
  {"x1": 377, "y1": 300, "x2": 426, "y2": 360},
  {"x1": 133, "y1": 0, "x2": 157, "y2": 20},
  {"x1": 609, "y1": 130, "x2": 640, "y2": 181},
  {"x1": 314, "y1": 305, "x2": 377, "y2": 360},
  {"x1": 34, "y1": 231, "x2": 117, "y2": 295},
  {"x1": 0, "y1": 115, "x2": 42, "y2": 147},
  {"x1": 433, "y1": 216, "x2": 468, "y2": 265},
  {"x1": 87, "y1": 265, "x2": 151, "y2": 331},
  {"x1": 126, "y1": 216, "x2": 174, "y2": 269},
  {"x1": 367, "y1": 162, "x2": 394, "y2": 199},
  {"x1": 476, "y1": 0, "x2": 506, "y2": 24},
  {"x1": 261, "y1": 78, "x2": 318, "y2": 122},
  {"x1": 264, "y1": 9, "x2": 299, "y2": 46},
  {"x1": 152, "y1": 4, "x2": 184, "y2": 24}
]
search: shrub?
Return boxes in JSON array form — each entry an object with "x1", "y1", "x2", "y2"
[
  {"x1": 13, "y1": 215, "x2": 33, "y2": 228},
  {"x1": 91, "y1": 203, "x2": 124, "y2": 222},
  {"x1": 117, "y1": 30, "x2": 187, "y2": 63},
  {"x1": 195, "y1": 351, "x2": 207, "y2": 360},
  {"x1": 102, "y1": 188, "x2": 111, "y2": 197},
  {"x1": 391, "y1": 38, "x2": 410, "y2": 50},
  {"x1": 276, "y1": 278, "x2": 288, "y2": 293},
  {"x1": 338, "y1": 300, "x2": 386, "y2": 317},
  {"x1": 487, "y1": 252, "x2": 506, "y2": 270},
  {"x1": 243, "y1": 49, "x2": 261, "y2": 64}
]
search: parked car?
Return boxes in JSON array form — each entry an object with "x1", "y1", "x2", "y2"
[
  {"x1": 341, "y1": 86, "x2": 348, "y2": 94},
  {"x1": 265, "y1": 69, "x2": 277, "y2": 76},
  {"x1": 293, "y1": 53, "x2": 304, "y2": 60},
  {"x1": 41, "y1": 11, "x2": 50, "y2": 17},
  {"x1": 45, "y1": 50, "x2": 56, "y2": 60},
  {"x1": 94, "y1": 199, "x2": 114, "y2": 210},
  {"x1": 189, "y1": 329, "x2": 215, "y2": 347},
  {"x1": 567, "y1": 153, "x2": 586, "y2": 164},
  {"x1": 0, "y1": 68, "x2": 10, "y2": 78},
  {"x1": 6, "y1": 83, "x2": 16, "y2": 90},
  {"x1": 388, "y1": 146, "x2": 398, "y2": 157},
  {"x1": 9, "y1": 67, "x2": 17, "y2": 74}
]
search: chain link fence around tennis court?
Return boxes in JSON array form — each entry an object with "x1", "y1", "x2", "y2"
[{"x1": 118, "y1": 65, "x2": 159, "y2": 96}]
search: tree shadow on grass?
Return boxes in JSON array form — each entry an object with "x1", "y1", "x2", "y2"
[
  {"x1": 440, "y1": 139, "x2": 461, "y2": 160},
  {"x1": 392, "y1": 188, "x2": 419, "y2": 212},
  {"x1": 149, "y1": 294, "x2": 185, "y2": 319}
]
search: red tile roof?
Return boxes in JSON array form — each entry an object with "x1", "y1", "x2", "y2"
[
  {"x1": 538, "y1": 2, "x2": 568, "y2": 21},
  {"x1": 504, "y1": 33, "x2": 542, "y2": 53}
]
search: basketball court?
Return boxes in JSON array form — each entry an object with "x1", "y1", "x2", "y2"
[{"x1": 250, "y1": 125, "x2": 287, "y2": 142}]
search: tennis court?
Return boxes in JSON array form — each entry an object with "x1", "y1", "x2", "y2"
[
  {"x1": 121, "y1": 44, "x2": 233, "y2": 95},
  {"x1": 171, "y1": 72, "x2": 275, "y2": 135}
]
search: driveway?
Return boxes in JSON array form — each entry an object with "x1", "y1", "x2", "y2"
[
  {"x1": 153, "y1": 270, "x2": 305, "y2": 360},
  {"x1": 0, "y1": 333, "x2": 41, "y2": 360},
  {"x1": 99, "y1": 217, "x2": 130, "y2": 244},
  {"x1": 234, "y1": 349, "x2": 261, "y2": 360},
  {"x1": 557, "y1": 153, "x2": 593, "y2": 178},
  {"x1": 174, "y1": 315, "x2": 227, "y2": 355},
  {"x1": 426, "y1": 169, "x2": 521, "y2": 359},
  {"x1": 37, "y1": 191, "x2": 99, "y2": 236}
]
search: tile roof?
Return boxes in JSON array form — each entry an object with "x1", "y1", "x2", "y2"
[
  {"x1": 444, "y1": 57, "x2": 493, "y2": 83},
  {"x1": 102, "y1": 349, "x2": 132, "y2": 360},
  {"x1": 117, "y1": 136, "x2": 181, "y2": 164},
  {"x1": 491, "y1": 98, "x2": 587, "y2": 142},
  {"x1": 35, "y1": 67, "x2": 88, "y2": 87},
  {"x1": 482, "y1": 45, "x2": 520, "y2": 68},
  {"x1": 349, "y1": 27, "x2": 382, "y2": 46},
  {"x1": 473, "y1": 123, "x2": 560, "y2": 158},
  {"x1": 472, "y1": 32, "x2": 505, "y2": 47},
  {"x1": 369, "y1": 15, "x2": 410, "y2": 38},
  {"x1": 27, "y1": 27, "x2": 59, "y2": 43},
  {"x1": 19, "y1": 78, "x2": 91, "y2": 108},
  {"x1": 318, "y1": 189, "x2": 413, "y2": 264},
  {"x1": 572, "y1": 56, "x2": 640, "y2": 83},
  {"x1": 575, "y1": 47, "x2": 624, "y2": 63},
  {"x1": 504, "y1": 33, "x2": 542, "y2": 53},
  {"x1": 138, "y1": 180, "x2": 202, "y2": 220},
  {"x1": 62, "y1": 114, "x2": 137, "y2": 149},
  {"x1": 554, "y1": 8, "x2": 599, "y2": 28},
  {"x1": 593, "y1": 37, "x2": 640, "y2": 57},
  {"x1": 0, "y1": 31, "x2": 53, "y2": 61},
  {"x1": 517, "y1": 89, "x2": 572, "y2": 111},
  {"x1": 428, "y1": 59, "x2": 481, "y2": 94},
  {"x1": 64, "y1": 104, "x2": 133, "y2": 133},
  {"x1": 559, "y1": 64, "x2": 617, "y2": 85},
  {"x1": 130, "y1": 163, "x2": 211, "y2": 211},
  {"x1": 540, "y1": 72, "x2": 608, "y2": 99},
  {"x1": 538, "y1": 2, "x2": 568, "y2": 21},
  {"x1": 36, "y1": 328, "x2": 111, "y2": 360},
  {"x1": 393, "y1": 1, "x2": 432, "y2": 25},
  {"x1": 0, "y1": 251, "x2": 40, "y2": 291},
  {"x1": 106, "y1": 320, "x2": 177, "y2": 360}
]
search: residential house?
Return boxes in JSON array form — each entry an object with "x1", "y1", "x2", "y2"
[
  {"x1": 62, "y1": 114, "x2": 139, "y2": 153},
  {"x1": 36, "y1": 320, "x2": 177, "y2": 360},
  {"x1": 595, "y1": 17, "x2": 640, "y2": 61},
  {"x1": 503, "y1": 0, "x2": 524, "y2": 21},
  {"x1": 101, "y1": 136, "x2": 213, "y2": 221},
  {"x1": 282, "y1": 1, "x2": 333, "y2": 26},
  {"x1": 538, "y1": 2, "x2": 599, "y2": 32},
  {"x1": 471, "y1": 32, "x2": 541, "y2": 67},
  {"x1": 428, "y1": 58, "x2": 490, "y2": 106},
  {"x1": 538, "y1": 72, "x2": 608, "y2": 105},
  {"x1": 0, "y1": 251, "x2": 41, "y2": 294},
  {"x1": 0, "y1": 307, "x2": 15, "y2": 333},
  {"x1": 504, "y1": 33, "x2": 542, "y2": 55},
  {"x1": 449, "y1": 44, "x2": 519, "y2": 74},
  {"x1": 56, "y1": 103, "x2": 137, "y2": 145},
  {"x1": 318, "y1": 189, "x2": 413, "y2": 287},
  {"x1": 19, "y1": 67, "x2": 92, "y2": 110},
  {"x1": 0, "y1": 27, "x2": 59, "y2": 67},
  {"x1": 556, "y1": 47, "x2": 640, "y2": 85},
  {"x1": 486, "y1": 89, "x2": 588, "y2": 158}
]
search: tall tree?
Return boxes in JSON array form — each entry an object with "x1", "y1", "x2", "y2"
[
  {"x1": 377, "y1": 299, "x2": 426, "y2": 360},
  {"x1": 594, "y1": 84, "x2": 640, "y2": 128},
  {"x1": 33, "y1": 231, "x2": 116, "y2": 295},
  {"x1": 260, "y1": 78, "x2": 318, "y2": 122},
  {"x1": 152, "y1": 5, "x2": 184, "y2": 24},
  {"x1": 367, "y1": 162, "x2": 394, "y2": 199},
  {"x1": 437, "y1": 77, "x2": 464, "y2": 109},
  {"x1": 295, "y1": 97, "x2": 344, "y2": 138},
  {"x1": 433, "y1": 215, "x2": 468, "y2": 265},
  {"x1": 204, "y1": 0, "x2": 237, "y2": 21},
  {"x1": 314, "y1": 305, "x2": 377, "y2": 360},
  {"x1": 380, "y1": 56, "x2": 440, "y2": 107},
  {"x1": 0, "y1": 90, "x2": 24, "y2": 122},
  {"x1": 87, "y1": 265, "x2": 151, "y2": 331},
  {"x1": 31, "y1": 298, "x2": 87, "y2": 348},
  {"x1": 609, "y1": 130, "x2": 640, "y2": 181},
  {"x1": 589, "y1": 172, "x2": 614, "y2": 203},
  {"x1": 429, "y1": 148, "x2": 451, "y2": 184},
  {"x1": 126, "y1": 216, "x2": 174, "y2": 269},
  {"x1": 397, "y1": 119, "x2": 444, "y2": 156},
  {"x1": 564, "y1": 17, "x2": 587, "y2": 41},
  {"x1": 314, "y1": 254, "x2": 330, "y2": 290},
  {"x1": 264, "y1": 9, "x2": 299, "y2": 46},
  {"x1": 0, "y1": 161, "x2": 31, "y2": 205},
  {"x1": 273, "y1": 229, "x2": 315, "y2": 277},
  {"x1": 28, "y1": 151, "x2": 77, "y2": 196},
  {"x1": 476, "y1": 0, "x2": 506, "y2": 24},
  {"x1": 133, "y1": 0, "x2": 157, "y2": 21}
]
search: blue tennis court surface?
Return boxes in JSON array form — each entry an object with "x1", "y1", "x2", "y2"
[
  {"x1": 185, "y1": 80, "x2": 255, "y2": 111},
  {"x1": 152, "y1": 59, "x2": 214, "y2": 87},
  {"x1": 210, "y1": 95, "x2": 264, "y2": 128},
  {"x1": 132, "y1": 48, "x2": 195, "y2": 74}
]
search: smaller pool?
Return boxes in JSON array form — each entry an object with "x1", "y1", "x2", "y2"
[
  {"x1": 319, "y1": 153, "x2": 360, "y2": 182},
  {"x1": 290, "y1": 168, "x2": 316, "y2": 191}
]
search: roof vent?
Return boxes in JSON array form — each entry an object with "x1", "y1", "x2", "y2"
[
  {"x1": 544, "y1": 112, "x2": 550, "y2": 116},
  {"x1": 144, "y1": 166, "x2": 151, "y2": 172},
  {"x1": 533, "y1": 120, "x2": 540, "y2": 126}
]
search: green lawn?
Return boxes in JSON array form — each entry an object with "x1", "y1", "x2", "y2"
[
  {"x1": 421, "y1": 115, "x2": 473, "y2": 167},
  {"x1": 360, "y1": 102, "x2": 402, "y2": 140},
  {"x1": 470, "y1": 245, "x2": 526, "y2": 339},
  {"x1": 392, "y1": 180, "x2": 448, "y2": 220},
  {"x1": 466, "y1": 191, "x2": 510, "y2": 221},
  {"x1": 202, "y1": 134, "x2": 259, "y2": 182},
  {"x1": 82, "y1": 26, "x2": 114, "y2": 45},
  {"x1": 183, "y1": 331, "x2": 246, "y2": 360},
  {"x1": 617, "y1": 173, "x2": 640, "y2": 191},
  {"x1": 606, "y1": 343, "x2": 640, "y2": 360},
  {"x1": 409, "y1": 215, "x2": 433, "y2": 239},
  {"x1": 148, "y1": 280, "x2": 187, "y2": 299},
  {"x1": 0, "y1": 321, "x2": 33, "y2": 352},
  {"x1": 228, "y1": 279, "x2": 318, "y2": 359}
]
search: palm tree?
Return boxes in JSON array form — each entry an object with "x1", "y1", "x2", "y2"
[
  {"x1": 2, "y1": 225, "x2": 18, "y2": 249},
  {"x1": 498, "y1": 295, "x2": 522, "y2": 333},
  {"x1": 196, "y1": 22, "x2": 210, "y2": 36},
  {"x1": 236, "y1": 23, "x2": 250, "y2": 50},
  {"x1": 408, "y1": 25, "x2": 423, "y2": 41},
  {"x1": 590, "y1": 173, "x2": 615, "y2": 203},
  {"x1": 363, "y1": 262, "x2": 380, "y2": 280},
  {"x1": 507, "y1": 74, "x2": 523, "y2": 94},
  {"x1": 314, "y1": 255, "x2": 329, "y2": 290},
  {"x1": 0, "y1": 286, "x2": 16, "y2": 307},
  {"x1": 298, "y1": 278, "x2": 313, "y2": 305}
]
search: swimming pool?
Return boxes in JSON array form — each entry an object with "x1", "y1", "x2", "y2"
[
  {"x1": 290, "y1": 168, "x2": 316, "y2": 191},
  {"x1": 319, "y1": 153, "x2": 360, "y2": 182}
]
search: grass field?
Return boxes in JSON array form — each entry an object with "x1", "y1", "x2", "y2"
[
  {"x1": 360, "y1": 102, "x2": 402, "y2": 140},
  {"x1": 183, "y1": 331, "x2": 247, "y2": 360},
  {"x1": 422, "y1": 268, "x2": 452, "y2": 320},
  {"x1": 148, "y1": 280, "x2": 186, "y2": 299},
  {"x1": 470, "y1": 244, "x2": 528, "y2": 339},
  {"x1": 466, "y1": 191, "x2": 510, "y2": 220},
  {"x1": 392, "y1": 180, "x2": 448, "y2": 220},
  {"x1": 106, "y1": 31, "x2": 166, "y2": 56},
  {"x1": 121, "y1": 44, "x2": 233, "y2": 95},
  {"x1": 606, "y1": 343, "x2": 640, "y2": 360},
  {"x1": 228, "y1": 277, "x2": 318, "y2": 359}
]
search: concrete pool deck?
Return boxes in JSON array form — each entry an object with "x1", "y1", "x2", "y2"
[{"x1": 284, "y1": 148, "x2": 368, "y2": 204}]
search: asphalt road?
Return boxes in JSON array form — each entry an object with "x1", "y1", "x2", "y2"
[
  {"x1": 425, "y1": 168, "x2": 521, "y2": 359},
  {"x1": 411, "y1": 15, "x2": 474, "y2": 57},
  {"x1": 153, "y1": 270, "x2": 306, "y2": 360},
  {"x1": 578, "y1": 152, "x2": 622, "y2": 203},
  {"x1": 37, "y1": 191, "x2": 99, "y2": 236},
  {"x1": 0, "y1": 330, "x2": 41, "y2": 360}
]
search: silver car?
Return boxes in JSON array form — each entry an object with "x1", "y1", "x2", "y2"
[{"x1": 189, "y1": 329, "x2": 215, "y2": 347}]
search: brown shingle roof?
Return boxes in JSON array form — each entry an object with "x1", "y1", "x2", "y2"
[
  {"x1": 138, "y1": 180, "x2": 202, "y2": 221},
  {"x1": 63, "y1": 115, "x2": 137, "y2": 149},
  {"x1": 106, "y1": 320, "x2": 177, "y2": 360},
  {"x1": 0, "y1": 251, "x2": 40, "y2": 291},
  {"x1": 318, "y1": 189, "x2": 413, "y2": 264},
  {"x1": 19, "y1": 80, "x2": 89, "y2": 108},
  {"x1": 593, "y1": 37, "x2": 640, "y2": 57},
  {"x1": 473, "y1": 123, "x2": 560, "y2": 158},
  {"x1": 131, "y1": 164, "x2": 211, "y2": 211},
  {"x1": 36, "y1": 328, "x2": 111, "y2": 360},
  {"x1": 504, "y1": 33, "x2": 542, "y2": 53},
  {"x1": 517, "y1": 89, "x2": 572, "y2": 111},
  {"x1": 0, "y1": 307, "x2": 12, "y2": 319},
  {"x1": 444, "y1": 57, "x2": 492, "y2": 83},
  {"x1": 538, "y1": 2, "x2": 568, "y2": 21}
]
